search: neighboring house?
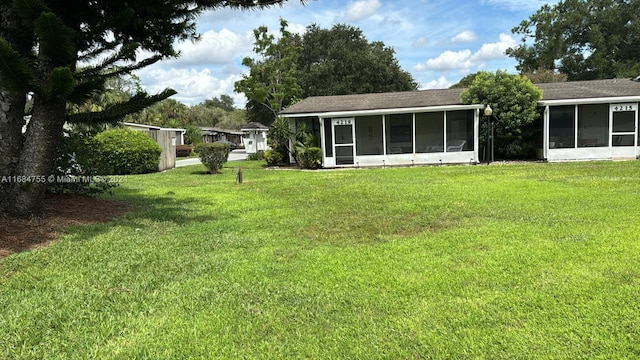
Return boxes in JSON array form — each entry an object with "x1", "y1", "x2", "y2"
[
  {"x1": 123, "y1": 122, "x2": 184, "y2": 171},
  {"x1": 199, "y1": 127, "x2": 243, "y2": 146},
  {"x1": 280, "y1": 78, "x2": 640, "y2": 168},
  {"x1": 241, "y1": 122, "x2": 269, "y2": 154},
  {"x1": 280, "y1": 89, "x2": 483, "y2": 167},
  {"x1": 536, "y1": 79, "x2": 640, "y2": 162},
  {"x1": 123, "y1": 122, "x2": 186, "y2": 146}
]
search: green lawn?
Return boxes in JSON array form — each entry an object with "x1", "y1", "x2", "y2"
[{"x1": 1, "y1": 160, "x2": 639, "y2": 359}]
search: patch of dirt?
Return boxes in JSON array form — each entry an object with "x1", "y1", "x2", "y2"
[{"x1": 0, "y1": 194, "x2": 132, "y2": 259}]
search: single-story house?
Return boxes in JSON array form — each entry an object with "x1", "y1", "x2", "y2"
[
  {"x1": 536, "y1": 79, "x2": 640, "y2": 161},
  {"x1": 241, "y1": 122, "x2": 269, "y2": 154},
  {"x1": 199, "y1": 127, "x2": 243, "y2": 146},
  {"x1": 123, "y1": 122, "x2": 185, "y2": 146},
  {"x1": 279, "y1": 78, "x2": 640, "y2": 167}
]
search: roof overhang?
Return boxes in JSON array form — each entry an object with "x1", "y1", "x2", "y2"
[
  {"x1": 123, "y1": 122, "x2": 161, "y2": 130},
  {"x1": 280, "y1": 104, "x2": 484, "y2": 119},
  {"x1": 539, "y1": 96, "x2": 640, "y2": 106}
]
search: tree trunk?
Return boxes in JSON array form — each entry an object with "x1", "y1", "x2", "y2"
[
  {"x1": 0, "y1": 92, "x2": 26, "y2": 215},
  {"x1": 0, "y1": 5, "x2": 31, "y2": 216},
  {"x1": 5, "y1": 97, "x2": 66, "y2": 218}
]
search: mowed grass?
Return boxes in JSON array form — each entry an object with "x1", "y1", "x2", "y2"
[{"x1": 1, "y1": 160, "x2": 640, "y2": 359}]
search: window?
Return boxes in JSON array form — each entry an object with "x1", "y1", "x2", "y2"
[
  {"x1": 549, "y1": 106, "x2": 575, "y2": 148},
  {"x1": 324, "y1": 118, "x2": 333, "y2": 157},
  {"x1": 446, "y1": 110, "x2": 473, "y2": 151},
  {"x1": 578, "y1": 104, "x2": 608, "y2": 147},
  {"x1": 385, "y1": 113, "x2": 413, "y2": 154},
  {"x1": 415, "y1": 112, "x2": 444, "y2": 153},
  {"x1": 355, "y1": 115, "x2": 383, "y2": 155}
]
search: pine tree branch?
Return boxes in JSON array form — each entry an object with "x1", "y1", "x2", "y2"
[{"x1": 65, "y1": 88, "x2": 177, "y2": 125}]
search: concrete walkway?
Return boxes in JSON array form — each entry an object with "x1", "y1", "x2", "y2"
[{"x1": 176, "y1": 149, "x2": 247, "y2": 167}]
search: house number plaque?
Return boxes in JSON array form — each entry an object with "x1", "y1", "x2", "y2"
[
  {"x1": 612, "y1": 103, "x2": 636, "y2": 112},
  {"x1": 333, "y1": 119, "x2": 353, "y2": 126}
]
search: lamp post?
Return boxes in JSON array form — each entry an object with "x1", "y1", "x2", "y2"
[{"x1": 484, "y1": 105, "x2": 493, "y2": 164}]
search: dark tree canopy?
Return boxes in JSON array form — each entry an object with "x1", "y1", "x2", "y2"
[
  {"x1": 0, "y1": 0, "x2": 295, "y2": 218},
  {"x1": 201, "y1": 95, "x2": 236, "y2": 112},
  {"x1": 297, "y1": 24, "x2": 418, "y2": 97},
  {"x1": 507, "y1": 0, "x2": 640, "y2": 81}
]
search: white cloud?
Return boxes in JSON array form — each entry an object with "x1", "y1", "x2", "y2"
[
  {"x1": 451, "y1": 30, "x2": 477, "y2": 43},
  {"x1": 415, "y1": 50, "x2": 472, "y2": 71},
  {"x1": 470, "y1": 33, "x2": 517, "y2": 62},
  {"x1": 415, "y1": 33, "x2": 517, "y2": 72},
  {"x1": 343, "y1": 0, "x2": 382, "y2": 22},
  {"x1": 422, "y1": 76, "x2": 453, "y2": 90},
  {"x1": 137, "y1": 67, "x2": 243, "y2": 106},
  {"x1": 169, "y1": 28, "x2": 252, "y2": 67}
]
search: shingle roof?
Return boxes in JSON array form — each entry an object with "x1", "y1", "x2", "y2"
[
  {"x1": 280, "y1": 88, "x2": 464, "y2": 115},
  {"x1": 280, "y1": 78, "x2": 640, "y2": 116},
  {"x1": 537, "y1": 79, "x2": 640, "y2": 101},
  {"x1": 241, "y1": 122, "x2": 269, "y2": 131}
]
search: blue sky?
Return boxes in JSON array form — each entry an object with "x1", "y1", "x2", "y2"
[{"x1": 134, "y1": 0, "x2": 558, "y2": 107}]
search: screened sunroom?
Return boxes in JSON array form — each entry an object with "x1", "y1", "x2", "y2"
[
  {"x1": 280, "y1": 90, "x2": 483, "y2": 168},
  {"x1": 537, "y1": 80, "x2": 640, "y2": 162}
]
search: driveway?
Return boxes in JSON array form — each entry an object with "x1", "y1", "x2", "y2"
[{"x1": 176, "y1": 149, "x2": 247, "y2": 167}]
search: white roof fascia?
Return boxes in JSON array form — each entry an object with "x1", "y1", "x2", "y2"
[
  {"x1": 539, "y1": 96, "x2": 640, "y2": 106},
  {"x1": 122, "y1": 122, "x2": 161, "y2": 130},
  {"x1": 161, "y1": 127, "x2": 186, "y2": 132},
  {"x1": 281, "y1": 104, "x2": 484, "y2": 118}
]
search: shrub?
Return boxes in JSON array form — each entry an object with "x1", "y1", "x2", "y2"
[
  {"x1": 298, "y1": 147, "x2": 322, "y2": 169},
  {"x1": 195, "y1": 142, "x2": 230, "y2": 174},
  {"x1": 247, "y1": 150, "x2": 264, "y2": 161},
  {"x1": 263, "y1": 149, "x2": 283, "y2": 166},
  {"x1": 94, "y1": 128, "x2": 162, "y2": 175},
  {"x1": 176, "y1": 145, "x2": 193, "y2": 157},
  {"x1": 49, "y1": 131, "x2": 119, "y2": 196}
]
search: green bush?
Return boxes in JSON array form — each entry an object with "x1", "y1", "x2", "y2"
[
  {"x1": 176, "y1": 145, "x2": 193, "y2": 157},
  {"x1": 195, "y1": 142, "x2": 230, "y2": 174},
  {"x1": 263, "y1": 149, "x2": 283, "y2": 166},
  {"x1": 247, "y1": 150, "x2": 264, "y2": 161},
  {"x1": 49, "y1": 131, "x2": 119, "y2": 196},
  {"x1": 94, "y1": 128, "x2": 162, "y2": 175},
  {"x1": 298, "y1": 147, "x2": 322, "y2": 169}
]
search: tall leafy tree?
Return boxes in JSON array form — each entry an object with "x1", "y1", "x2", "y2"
[
  {"x1": 236, "y1": 21, "x2": 418, "y2": 124},
  {"x1": 0, "y1": 0, "x2": 296, "y2": 218},
  {"x1": 507, "y1": 0, "x2": 640, "y2": 80},
  {"x1": 461, "y1": 71, "x2": 543, "y2": 159},
  {"x1": 235, "y1": 18, "x2": 302, "y2": 125},
  {"x1": 297, "y1": 24, "x2": 417, "y2": 97},
  {"x1": 201, "y1": 95, "x2": 236, "y2": 112}
]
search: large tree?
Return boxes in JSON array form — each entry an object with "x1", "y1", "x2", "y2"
[
  {"x1": 297, "y1": 23, "x2": 417, "y2": 97},
  {"x1": 507, "y1": 0, "x2": 640, "y2": 80},
  {"x1": 236, "y1": 21, "x2": 418, "y2": 124},
  {"x1": 0, "y1": 0, "x2": 293, "y2": 218}
]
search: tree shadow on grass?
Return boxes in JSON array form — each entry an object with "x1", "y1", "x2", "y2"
[{"x1": 0, "y1": 187, "x2": 237, "y2": 259}]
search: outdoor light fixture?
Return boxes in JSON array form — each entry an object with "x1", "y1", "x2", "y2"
[
  {"x1": 484, "y1": 104, "x2": 495, "y2": 164},
  {"x1": 484, "y1": 104, "x2": 493, "y2": 117}
]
